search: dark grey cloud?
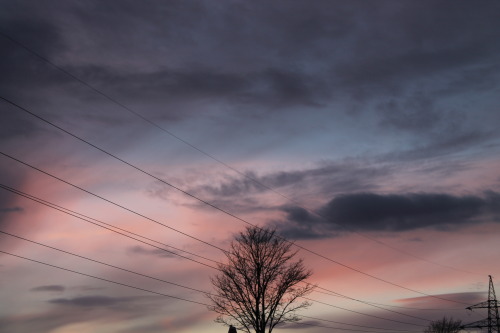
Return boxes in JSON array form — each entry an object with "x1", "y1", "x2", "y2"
[
  {"x1": 68, "y1": 65, "x2": 325, "y2": 111},
  {"x1": 49, "y1": 295, "x2": 132, "y2": 307},
  {"x1": 0, "y1": 206, "x2": 23, "y2": 214},
  {"x1": 0, "y1": 16, "x2": 70, "y2": 101},
  {"x1": 2, "y1": 0, "x2": 498, "y2": 127},
  {"x1": 186, "y1": 196, "x2": 274, "y2": 216},
  {"x1": 395, "y1": 291, "x2": 485, "y2": 308},
  {"x1": 117, "y1": 311, "x2": 211, "y2": 333},
  {"x1": 273, "y1": 206, "x2": 329, "y2": 240},
  {"x1": 377, "y1": 92, "x2": 442, "y2": 132},
  {"x1": 191, "y1": 162, "x2": 390, "y2": 199},
  {"x1": 127, "y1": 245, "x2": 180, "y2": 259},
  {"x1": 117, "y1": 322, "x2": 168, "y2": 333},
  {"x1": 332, "y1": 291, "x2": 485, "y2": 332},
  {"x1": 332, "y1": 1, "x2": 500, "y2": 87},
  {"x1": 0, "y1": 2, "x2": 498, "y2": 332},
  {"x1": 275, "y1": 192, "x2": 500, "y2": 239},
  {"x1": 0, "y1": 294, "x2": 167, "y2": 332},
  {"x1": 320, "y1": 193, "x2": 487, "y2": 231},
  {"x1": 0, "y1": 183, "x2": 26, "y2": 240},
  {"x1": 30, "y1": 285, "x2": 65, "y2": 293},
  {"x1": 0, "y1": 107, "x2": 44, "y2": 141},
  {"x1": 277, "y1": 319, "x2": 323, "y2": 330},
  {"x1": 334, "y1": 40, "x2": 499, "y2": 100},
  {"x1": 168, "y1": 161, "x2": 392, "y2": 216},
  {"x1": 0, "y1": 13, "x2": 72, "y2": 142},
  {"x1": 382, "y1": 130, "x2": 496, "y2": 162}
]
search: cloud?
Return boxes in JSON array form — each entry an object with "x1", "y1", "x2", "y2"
[
  {"x1": 332, "y1": 291, "x2": 485, "y2": 332},
  {"x1": 117, "y1": 322, "x2": 168, "y2": 333},
  {"x1": 320, "y1": 193, "x2": 486, "y2": 231},
  {"x1": 332, "y1": 2, "x2": 500, "y2": 89},
  {"x1": 127, "y1": 245, "x2": 180, "y2": 259},
  {"x1": 49, "y1": 295, "x2": 133, "y2": 307},
  {"x1": 1, "y1": 0, "x2": 499, "y2": 150},
  {"x1": 190, "y1": 162, "x2": 390, "y2": 199},
  {"x1": 64, "y1": 65, "x2": 325, "y2": 113},
  {"x1": 0, "y1": 294, "x2": 168, "y2": 332},
  {"x1": 377, "y1": 92, "x2": 442, "y2": 132},
  {"x1": 274, "y1": 192, "x2": 500, "y2": 239},
  {"x1": 30, "y1": 285, "x2": 65, "y2": 293},
  {"x1": 395, "y1": 291, "x2": 485, "y2": 308},
  {"x1": 0, "y1": 14, "x2": 70, "y2": 102},
  {"x1": 0, "y1": 108, "x2": 44, "y2": 142},
  {"x1": 382, "y1": 130, "x2": 495, "y2": 162},
  {"x1": 165, "y1": 161, "x2": 392, "y2": 216},
  {"x1": 0, "y1": 206, "x2": 23, "y2": 214},
  {"x1": 272, "y1": 206, "x2": 329, "y2": 240},
  {"x1": 277, "y1": 319, "x2": 323, "y2": 330},
  {"x1": 117, "y1": 310, "x2": 215, "y2": 333},
  {"x1": 0, "y1": 183, "x2": 26, "y2": 237}
]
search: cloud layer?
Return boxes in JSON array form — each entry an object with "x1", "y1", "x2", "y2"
[
  {"x1": 1, "y1": 1, "x2": 499, "y2": 333},
  {"x1": 277, "y1": 192, "x2": 500, "y2": 239}
]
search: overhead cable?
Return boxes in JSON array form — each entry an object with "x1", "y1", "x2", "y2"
[
  {"x1": 0, "y1": 96, "x2": 471, "y2": 306},
  {"x1": 0, "y1": 30, "x2": 478, "y2": 277}
]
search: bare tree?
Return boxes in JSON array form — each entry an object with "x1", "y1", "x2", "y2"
[
  {"x1": 207, "y1": 226, "x2": 315, "y2": 333},
  {"x1": 424, "y1": 317, "x2": 463, "y2": 333}
]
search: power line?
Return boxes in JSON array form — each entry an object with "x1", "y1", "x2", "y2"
[
  {"x1": 0, "y1": 231, "x2": 428, "y2": 331},
  {"x1": 298, "y1": 314, "x2": 419, "y2": 332},
  {"x1": 0, "y1": 27, "x2": 479, "y2": 332},
  {"x1": 313, "y1": 286, "x2": 465, "y2": 311},
  {"x1": 0, "y1": 95, "x2": 471, "y2": 305},
  {"x1": 0, "y1": 29, "x2": 478, "y2": 277},
  {"x1": 0, "y1": 183, "x2": 440, "y2": 324},
  {"x1": 0, "y1": 148, "x2": 227, "y2": 256},
  {"x1": 0, "y1": 184, "x2": 442, "y2": 321},
  {"x1": 0, "y1": 183, "x2": 220, "y2": 270},
  {"x1": 0, "y1": 167, "x2": 434, "y2": 326},
  {"x1": 303, "y1": 297, "x2": 427, "y2": 327},
  {"x1": 305, "y1": 292, "x2": 432, "y2": 322},
  {"x1": 0, "y1": 31, "x2": 479, "y2": 301},
  {"x1": 0, "y1": 230, "x2": 212, "y2": 295},
  {"x1": 0, "y1": 249, "x2": 210, "y2": 307},
  {"x1": 0, "y1": 183, "x2": 220, "y2": 264},
  {"x1": 278, "y1": 319, "x2": 421, "y2": 333},
  {"x1": 0, "y1": 185, "x2": 450, "y2": 318}
]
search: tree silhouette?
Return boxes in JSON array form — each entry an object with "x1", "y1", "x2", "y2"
[
  {"x1": 207, "y1": 226, "x2": 315, "y2": 333},
  {"x1": 424, "y1": 317, "x2": 463, "y2": 333}
]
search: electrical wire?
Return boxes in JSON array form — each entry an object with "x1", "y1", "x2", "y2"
[
  {"x1": 0, "y1": 96, "x2": 472, "y2": 306},
  {"x1": 0, "y1": 29, "x2": 479, "y2": 277},
  {"x1": 0, "y1": 183, "x2": 220, "y2": 270},
  {"x1": 302, "y1": 297, "x2": 427, "y2": 327},
  {"x1": 0, "y1": 148, "x2": 228, "y2": 256},
  {"x1": 0, "y1": 232, "x2": 430, "y2": 331},
  {"x1": 0, "y1": 30, "x2": 480, "y2": 333},
  {"x1": 0, "y1": 230, "x2": 212, "y2": 295},
  {"x1": 313, "y1": 287, "x2": 465, "y2": 311},
  {"x1": 0, "y1": 152, "x2": 470, "y2": 330},
  {"x1": 297, "y1": 314, "x2": 419, "y2": 332},
  {"x1": 0, "y1": 249, "x2": 210, "y2": 306},
  {"x1": 277, "y1": 319, "x2": 421, "y2": 333},
  {"x1": 304, "y1": 292, "x2": 431, "y2": 322},
  {"x1": 0, "y1": 183, "x2": 440, "y2": 323}
]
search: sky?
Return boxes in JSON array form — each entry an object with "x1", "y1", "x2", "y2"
[{"x1": 1, "y1": 1, "x2": 500, "y2": 332}]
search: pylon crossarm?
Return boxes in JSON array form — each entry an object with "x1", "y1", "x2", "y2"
[
  {"x1": 461, "y1": 318, "x2": 489, "y2": 329},
  {"x1": 467, "y1": 300, "x2": 496, "y2": 310}
]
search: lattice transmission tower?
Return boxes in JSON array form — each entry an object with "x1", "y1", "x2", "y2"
[{"x1": 461, "y1": 275, "x2": 500, "y2": 333}]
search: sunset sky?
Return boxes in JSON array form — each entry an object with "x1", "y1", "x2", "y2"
[{"x1": 1, "y1": 1, "x2": 500, "y2": 332}]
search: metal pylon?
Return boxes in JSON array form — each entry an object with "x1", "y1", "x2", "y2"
[{"x1": 461, "y1": 275, "x2": 500, "y2": 333}]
